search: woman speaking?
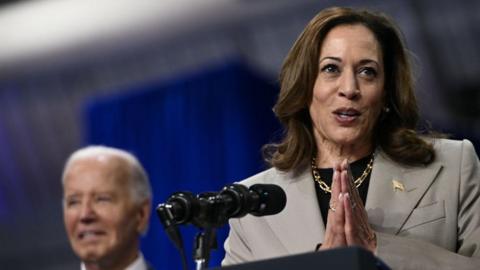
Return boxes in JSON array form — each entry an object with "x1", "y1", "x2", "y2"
[{"x1": 222, "y1": 7, "x2": 480, "y2": 270}]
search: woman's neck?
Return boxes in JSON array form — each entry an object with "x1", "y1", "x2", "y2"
[{"x1": 315, "y1": 138, "x2": 373, "y2": 168}]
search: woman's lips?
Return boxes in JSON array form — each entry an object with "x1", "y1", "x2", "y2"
[{"x1": 332, "y1": 108, "x2": 361, "y2": 125}]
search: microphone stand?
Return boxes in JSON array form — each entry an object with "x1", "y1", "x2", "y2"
[
  {"x1": 194, "y1": 227, "x2": 217, "y2": 270},
  {"x1": 192, "y1": 192, "x2": 226, "y2": 270},
  {"x1": 157, "y1": 203, "x2": 189, "y2": 270}
]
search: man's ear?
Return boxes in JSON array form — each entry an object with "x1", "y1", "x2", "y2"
[{"x1": 136, "y1": 199, "x2": 151, "y2": 236}]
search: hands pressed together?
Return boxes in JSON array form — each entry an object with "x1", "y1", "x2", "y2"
[{"x1": 319, "y1": 159, "x2": 377, "y2": 253}]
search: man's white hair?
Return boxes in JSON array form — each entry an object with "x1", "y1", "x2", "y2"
[{"x1": 62, "y1": 145, "x2": 152, "y2": 204}]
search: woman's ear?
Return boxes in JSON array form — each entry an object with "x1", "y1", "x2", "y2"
[{"x1": 382, "y1": 90, "x2": 390, "y2": 113}]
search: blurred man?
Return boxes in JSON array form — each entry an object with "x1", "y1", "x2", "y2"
[{"x1": 62, "y1": 146, "x2": 153, "y2": 270}]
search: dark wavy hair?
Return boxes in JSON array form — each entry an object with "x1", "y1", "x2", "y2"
[{"x1": 264, "y1": 6, "x2": 435, "y2": 171}]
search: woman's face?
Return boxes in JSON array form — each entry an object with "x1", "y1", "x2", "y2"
[{"x1": 309, "y1": 24, "x2": 385, "y2": 151}]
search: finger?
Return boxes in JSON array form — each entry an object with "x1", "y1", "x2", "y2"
[
  {"x1": 329, "y1": 164, "x2": 342, "y2": 217},
  {"x1": 324, "y1": 161, "x2": 349, "y2": 249},
  {"x1": 343, "y1": 192, "x2": 359, "y2": 246},
  {"x1": 345, "y1": 193, "x2": 375, "y2": 250},
  {"x1": 335, "y1": 193, "x2": 345, "y2": 223},
  {"x1": 339, "y1": 170, "x2": 357, "y2": 216},
  {"x1": 344, "y1": 159, "x2": 365, "y2": 208},
  {"x1": 322, "y1": 192, "x2": 346, "y2": 249},
  {"x1": 341, "y1": 158, "x2": 349, "y2": 171},
  {"x1": 323, "y1": 165, "x2": 341, "y2": 248},
  {"x1": 331, "y1": 161, "x2": 342, "y2": 196},
  {"x1": 340, "y1": 169, "x2": 349, "y2": 195},
  {"x1": 343, "y1": 159, "x2": 356, "y2": 195},
  {"x1": 340, "y1": 164, "x2": 364, "y2": 218},
  {"x1": 345, "y1": 193, "x2": 372, "y2": 246},
  {"x1": 341, "y1": 168, "x2": 366, "y2": 224},
  {"x1": 332, "y1": 193, "x2": 346, "y2": 246},
  {"x1": 339, "y1": 159, "x2": 354, "y2": 199}
]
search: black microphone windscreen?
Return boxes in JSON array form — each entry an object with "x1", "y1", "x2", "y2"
[{"x1": 249, "y1": 184, "x2": 287, "y2": 216}]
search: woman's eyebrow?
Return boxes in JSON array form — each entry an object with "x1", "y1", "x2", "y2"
[
  {"x1": 319, "y1": 56, "x2": 341, "y2": 63},
  {"x1": 358, "y1": 59, "x2": 380, "y2": 66}
]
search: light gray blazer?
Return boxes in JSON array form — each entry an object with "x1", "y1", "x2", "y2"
[{"x1": 222, "y1": 139, "x2": 480, "y2": 270}]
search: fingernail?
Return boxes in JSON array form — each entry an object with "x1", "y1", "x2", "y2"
[
  {"x1": 338, "y1": 193, "x2": 343, "y2": 200},
  {"x1": 344, "y1": 193, "x2": 350, "y2": 200}
]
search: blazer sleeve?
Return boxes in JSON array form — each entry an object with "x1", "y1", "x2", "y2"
[{"x1": 376, "y1": 139, "x2": 480, "y2": 270}]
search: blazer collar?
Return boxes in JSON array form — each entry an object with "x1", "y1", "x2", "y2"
[
  {"x1": 264, "y1": 167, "x2": 325, "y2": 254},
  {"x1": 365, "y1": 150, "x2": 443, "y2": 234}
]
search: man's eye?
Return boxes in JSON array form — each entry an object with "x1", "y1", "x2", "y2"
[
  {"x1": 66, "y1": 199, "x2": 80, "y2": 207},
  {"x1": 321, "y1": 64, "x2": 339, "y2": 73},
  {"x1": 96, "y1": 196, "x2": 112, "y2": 203}
]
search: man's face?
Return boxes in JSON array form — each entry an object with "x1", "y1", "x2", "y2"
[{"x1": 63, "y1": 156, "x2": 148, "y2": 265}]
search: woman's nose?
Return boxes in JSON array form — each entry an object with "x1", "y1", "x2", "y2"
[{"x1": 339, "y1": 70, "x2": 360, "y2": 99}]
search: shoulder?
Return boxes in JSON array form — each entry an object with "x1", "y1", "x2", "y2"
[
  {"x1": 236, "y1": 167, "x2": 298, "y2": 187},
  {"x1": 429, "y1": 138, "x2": 478, "y2": 162},
  {"x1": 234, "y1": 165, "x2": 310, "y2": 186},
  {"x1": 422, "y1": 138, "x2": 480, "y2": 180},
  {"x1": 377, "y1": 138, "x2": 478, "y2": 170},
  {"x1": 429, "y1": 137, "x2": 473, "y2": 150}
]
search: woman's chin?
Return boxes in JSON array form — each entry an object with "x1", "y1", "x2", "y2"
[{"x1": 331, "y1": 134, "x2": 369, "y2": 148}]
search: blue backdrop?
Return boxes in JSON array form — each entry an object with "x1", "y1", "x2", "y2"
[{"x1": 83, "y1": 60, "x2": 280, "y2": 269}]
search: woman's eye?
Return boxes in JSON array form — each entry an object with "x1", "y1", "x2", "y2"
[
  {"x1": 359, "y1": 67, "x2": 377, "y2": 78},
  {"x1": 321, "y1": 64, "x2": 339, "y2": 73}
]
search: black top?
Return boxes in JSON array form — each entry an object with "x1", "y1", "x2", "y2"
[{"x1": 313, "y1": 155, "x2": 373, "y2": 225}]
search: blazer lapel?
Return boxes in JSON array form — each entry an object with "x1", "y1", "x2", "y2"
[
  {"x1": 264, "y1": 168, "x2": 325, "y2": 254},
  {"x1": 365, "y1": 151, "x2": 443, "y2": 234}
]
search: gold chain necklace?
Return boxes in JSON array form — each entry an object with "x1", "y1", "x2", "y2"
[{"x1": 311, "y1": 156, "x2": 374, "y2": 194}]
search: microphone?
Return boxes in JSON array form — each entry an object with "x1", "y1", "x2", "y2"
[
  {"x1": 157, "y1": 183, "x2": 287, "y2": 228},
  {"x1": 158, "y1": 191, "x2": 196, "y2": 227},
  {"x1": 156, "y1": 184, "x2": 286, "y2": 269},
  {"x1": 219, "y1": 183, "x2": 287, "y2": 218}
]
